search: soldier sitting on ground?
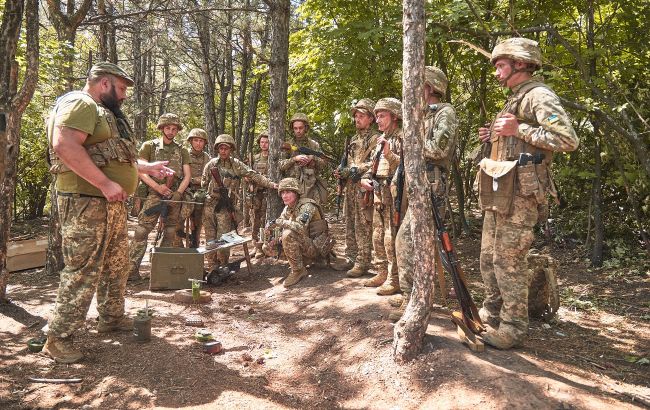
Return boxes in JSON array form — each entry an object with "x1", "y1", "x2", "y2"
[{"x1": 262, "y1": 178, "x2": 335, "y2": 288}]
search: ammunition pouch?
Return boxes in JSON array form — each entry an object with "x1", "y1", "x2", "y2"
[
  {"x1": 308, "y1": 219, "x2": 328, "y2": 238},
  {"x1": 477, "y1": 158, "x2": 518, "y2": 215},
  {"x1": 49, "y1": 137, "x2": 137, "y2": 174},
  {"x1": 312, "y1": 232, "x2": 334, "y2": 257}
]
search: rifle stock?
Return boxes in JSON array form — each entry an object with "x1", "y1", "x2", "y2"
[{"x1": 210, "y1": 166, "x2": 239, "y2": 233}]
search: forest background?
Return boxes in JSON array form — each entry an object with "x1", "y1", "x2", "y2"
[{"x1": 1, "y1": 0, "x2": 649, "y2": 297}]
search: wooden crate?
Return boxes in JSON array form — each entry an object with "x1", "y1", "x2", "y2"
[{"x1": 7, "y1": 238, "x2": 48, "y2": 272}]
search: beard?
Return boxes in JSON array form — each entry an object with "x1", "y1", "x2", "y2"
[{"x1": 100, "y1": 84, "x2": 122, "y2": 111}]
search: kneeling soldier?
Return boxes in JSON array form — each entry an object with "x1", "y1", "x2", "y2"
[{"x1": 263, "y1": 178, "x2": 334, "y2": 288}]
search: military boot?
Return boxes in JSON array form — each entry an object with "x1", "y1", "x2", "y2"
[
  {"x1": 377, "y1": 273, "x2": 400, "y2": 296},
  {"x1": 363, "y1": 270, "x2": 387, "y2": 287},
  {"x1": 388, "y1": 293, "x2": 410, "y2": 322},
  {"x1": 43, "y1": 336, "x2": 83, "y2": 364},
  {"x1": 340, "y1": 258, "x2": 355, "y2": 270},
  {"x1": 284, "y1": 269, "x2": 308, "y2": 288},
  {"x1": 478, "y1": 307, "x2": 500, "y2": 329},
  {"x1": 388, "y1": 293, "x2": 404, "y2": 307},
  {"x1": 97, "y1": 316, "x2": 134, "y2": 333},
  {"x1": 346, "y1": 264, "x2": 370, "y2": 278}
]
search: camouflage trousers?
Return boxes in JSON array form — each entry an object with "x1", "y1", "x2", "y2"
[
  {"x1": 203, "y1": 200, "x2": 236, "y2": 269},
  {"x1": 250, "y1": 189, "x2": 267, "y2": 243},
  {"x1": 179, "y1": 191, "x2": 204, "y2": 248},
  {"x1": 281, "y1": 228, "x2": 319, "y2": 273},
  {"x1": 372, "y1": 181, "x2": 398, "y2": 277},
  {"x1": 348, "y1": 185, "x2": 373, "y2": 268},
  {"x1": 48, "y1": 196, "x2": 129, "y2": 338},
  {"x1": 480, "y1": 195, "x2": 537, "y2": 340},
  {"x1": 343, "y1": 182, "x2": 357, "y2": 262},
  {"x1": 129, "y1": 191, "x2": 182, "y2": 277}
]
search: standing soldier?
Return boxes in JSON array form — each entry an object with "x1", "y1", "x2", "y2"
[
  {"x1": 128, "y1": 113, "x2": 191, "y2": 279},
  {"x1": 389, "y1": 66, "x2": 458, "y2": 321},
  {"x1": 202, "y1": 134, "x2": 277, "y2": 271},
  {"x1": 178, "y1": 128, "x2": 211, "y2": 247},
  {"x1": 263, "y1": 178, "x2": 334, "y2": 287},
  {"x1": 477, "y1": 38, "x2": 578, "y2": 349},
  {"x1": 250, "y1": 132, "x2": 271, "y2": 255},
  {"x1": 279, "y1": 113, "x2": 328, "y2": 205},
  {"x1": 359, "y1": 98, "x2": 403, "y2": 295},
  {"x1": 43, "y1": 62, "x2": 173, "y2": 363},
  {"x1": 335, "y1": 99, "x2": 380, "y2": 276}
]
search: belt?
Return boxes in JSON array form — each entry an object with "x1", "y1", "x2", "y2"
[
  {"x1": 57, "y1": 191, "x2": 103, "y2": 199},
  {"x1": 517, "y1": 153, "x2": 545, "y2": 166}
]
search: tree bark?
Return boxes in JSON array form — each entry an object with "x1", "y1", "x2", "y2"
[
  {"x1": 393, "y1": 0, "x2": 436, "y2": 363},
  {"x1": 265, "y1": 0, "x2": 290, "y2": 219},
  {"x1": 194, "y1": 7, "x2": 218, "y2": 149},
  {"x1": 0, "y1": 0, "x2": 40, "y2": 301},
  {"x1": 590, "y1": 134, "x2": 604, "y2": 267}
]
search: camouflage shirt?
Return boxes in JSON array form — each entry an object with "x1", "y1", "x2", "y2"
[
  {"x1": 188, "y1": 149, "x2": 211, "y2": 188},
  {"x1": 139, "y1": 138, "x2": 190, "y2": 184},
  {"x1": 202, "y1": 156, "x2": 275, "y2": 201},
  {"x1": 424, "y1": 103, "x2": 457, "y2": 169},
  {"x1": 363, "y1": 127, "x2": 403, "y2": 179},
  {"x1": 276, "y1": 198, "x2": 325, "y2": 237},
  {"x1": 348, "y1": 128, "x2": 381, "y2": 175},
  {"x1": 278, "y1": 136, "x2": 326, "y2": 177}
]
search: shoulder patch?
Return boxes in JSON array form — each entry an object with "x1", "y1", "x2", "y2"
[{"x1": 546, "y1": 114, "x2": 559, "y2": 124}]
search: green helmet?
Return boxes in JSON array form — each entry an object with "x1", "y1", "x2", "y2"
[
  {"x1": 374, "y1": 98, "x2": 402, "y2": 120},
  {"x1": 424, "y1": 66, "x2": 448, "y2": 96},
  {"x1": 490, "y1": 37, "x2": 542, "y2": 69},
  {"x1": 213, "y1": 133, "x2": 236, "y2": 150},
  {"x1": 350, "y1": 98, "x2": 376, "y2": 118},
  {"x1": 289, "y1": 112, "x2": 310, "y2": 129},
  {"x1": 187, "y1": 128, "x2": 208, "y2": 142},
  {"x1": 277, "y1": 177, "x2": 300, "y2": 194},
  {"x1": 157, "y1": 113, "x2": 183, "y2": 131}
]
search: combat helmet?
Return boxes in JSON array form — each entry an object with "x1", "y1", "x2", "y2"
[
  {"x1": 157, "y1": 113, "x2": 183, "y2": 131},
  {"x1": 277, "y1": 177, "x2": 300, "y2": 194},
  {"x1": 490, "y1": 37, "x2": 542, "y2": 69},
  {"x1": 213, "y1": 133, "x2": 236, "y2": 150},
  {"x1": 350, "y1": 98, "x2": 376, "y2": 117},
  {"x1": 187, "y1": 128, "x2": 208, "y2": 142},
  {"x1": 374, "y1": 98, "x2": 402, "y2": 120},
  {"x1": 424, "y1": 66, "x2": 448, "y2": 96},
  {"x1": 289, "y1": 112, "x2": 310, "y2": 129}
]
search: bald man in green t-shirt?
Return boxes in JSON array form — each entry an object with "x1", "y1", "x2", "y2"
[{"x1": 43, "y1": 62, "x2": 173, "y2": 364}]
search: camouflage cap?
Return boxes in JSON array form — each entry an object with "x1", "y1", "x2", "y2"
[
  {"x1": 278, "y1": 177, "x2": 300, "y2": 194},
  {"x1": 374, "y1": 97, "x2": 402, "y2": 120},
  {"x1": 424, "y1": 66, "x2": 448, "y2": 96},
  {"x1": 187, "y1": 128, "x2": 208, "y2": 141},
  {"x1": 157, "y1": 113, "x2": 183, "y2": 131},
  {"x1": 88, "y1": 62, "x2": 134, "y2": 86},
  {"x1": 350, "y1": 98, "x2": 376, "y2": 117},
  {"x1": 491, "y1": 37, "x2": 542, "y2": 69},
  {"x1": 214, "y1": 133, "x2": 236, "y2": 150},
  {"x1": 289, "y1": 112, "x2": 310, "y2": 129}
]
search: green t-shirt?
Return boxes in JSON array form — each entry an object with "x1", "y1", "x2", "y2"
[
  {"x1": 138, "y1": 138, "x2": 190, "y2": 185},
  {"x1": 48, "y1": 91, "x2": 139, "y2": 196}
]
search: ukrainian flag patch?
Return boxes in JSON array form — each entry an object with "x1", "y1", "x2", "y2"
[{"x1": 547, "y1": 114, "x2": 559, "y2": 124}]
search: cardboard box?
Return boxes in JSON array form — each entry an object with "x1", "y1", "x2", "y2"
[{"x1": 149, "y1": 247, "x2": 204, "y2": 290}]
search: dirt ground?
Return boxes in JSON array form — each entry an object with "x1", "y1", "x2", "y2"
[{"x1": 1, "y1": 215, "x2": 648, "y2": 409}]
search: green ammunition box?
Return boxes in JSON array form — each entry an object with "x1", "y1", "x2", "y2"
[{"x1": 150, "y1": 247, "x2": 204, "y2": 290}]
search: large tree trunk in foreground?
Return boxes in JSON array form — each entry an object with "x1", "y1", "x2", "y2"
[
  {"x1": 392, "y1": 0, "x2": 436, "y2": 362},
  {"x1": 265, "y1": 0, "x2": 290, "y2": 219}
]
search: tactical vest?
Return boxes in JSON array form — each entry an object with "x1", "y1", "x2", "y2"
[
  {"x1": 189, "y1": 150, "x2": 210, "y2": 188},
  {"x1": 152, "y1": 140, "x2": 185, "y2": 182},
  {"x1": 296, "y1": 197, "x2": 333, "y2": 256},
  {"x1": 376, "y1": 128, "x2": 402, "y2": 178},
  {"x1": 253, "y1": 153, "x2": 269, "y2": 176},
  {"x1": 48, "y1": 92, "x2": 138, "y2": 174}
]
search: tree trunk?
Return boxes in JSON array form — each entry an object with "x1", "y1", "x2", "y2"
[
  {"x1": 393, "y1": 0, "x2": 435, "y2": 363},
  {"x1": 195, "y1": 9, "x2": 218, "y2": 150},
  {"x1": 265, "y1": 0, "x2": 290, "y2": 220},
  {"x1": 159, "y1": 58, "x2": 170, "y2": 116},
  {"x1": 0, "y1": 0, "x2": 39, "y2": 300},
  {"x1": 236, "y1": 10, "x2": 252, "y2": 155}
]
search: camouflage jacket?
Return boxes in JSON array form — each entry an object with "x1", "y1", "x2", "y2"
[
  {"x1": 363, "y1": 127, "x2": 403, "y2": 179},
  {"x1": 278, "y1": 136, "x2": 326, "y2": 177},
  {"x1": 348, "y1": 128, "x2": 381, "y2": 177},
  {"x1": 424, "y1": 103, "x2": 457, "y2": 170},
  {"x1": 202, "y1": 156, "x2": 274, "y2": 202},
  {"x1": 188, "y1": 149, "x2": 211, "y2": 188},
  {"x1": 276, "y1": 198, "x2": 327, "y2": 238}
]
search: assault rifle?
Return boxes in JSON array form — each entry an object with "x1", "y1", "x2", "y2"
[
  {"x1": 280, "y1": 142, "x2": 336, "y2": 162},
  {"x1": 362, "y1": 142, "x2": 385, "y2": 207},
  {"x1": 336, "y1": 135, "x2": 351, "y2": 220},
  {"x1": 144, "y1": 174, "x2": 175, "y2": 245},
  {"x1": 430, "y1": 192, "x2": 485, "y2": 348},
  {"x1": 210, "y1": 166, "x2": 239, "y2": 234},
  {"x1": 393, "y1": 147, "x2": 405, "y2": 226}
]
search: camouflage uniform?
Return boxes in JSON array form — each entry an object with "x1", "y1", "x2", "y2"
[
  {"x1": 362, "y1": 98, "x2": 403, "y2": 295},
  {"x1": 262, "y1": 178, "x2": 334, "y2": 287},
  {"x1": 279, "y1": 113, "x2": 328, "y2": 205},
  {"x1": 179, "y1": 128, "x2": 211, "y2": 247},
  {"x1": 44, "y1": 62, "x2": 138, "y2": 363},
  {"x1": 478, "y1": 38, "x2": 578, "y2": 348},
  {"x1": 203, "y1": 134, "x2": 276, "y2": 269},
  {"x1": 342, "y1": 99, "x2": 380, "y2": 276},
  {"x1": 250, "y1": 136, "x2": 270, "y2": 252},
  {"x1": 129, "y1": 115, "x2": 190, "y2": 277},
  {"x1": 394, "y1": 67, "x2": 458, "y2": 318}
]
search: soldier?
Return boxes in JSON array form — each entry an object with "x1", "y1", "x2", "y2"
[
  {"x1": 202, "y1": 134, "x2": 277, "y2": 271},
  {"x1": 359, "y1": 98, "x2": 403, "y2": 295},
  {"x1": 250, "y1": 132, "x2": 271, "y2": 255},
  {"x1": 389, "y1": 66, "x2": 458, "y2": 321},
  {"x1": 178, "y1": 128, "x2": 211, "y2": 247},
  {"x1": 335, "y1": 99, "x2": 380, "y2": 275},
  {"x1": 43, "y1": 62, "x2": 173, "y2": 363},
  {"x1": 279, "y1": 113, "x2": 328, "y2": 205},
  {"x1": 477, "y1": 38, "x2": 578, "y2": 349},
  {"x1": 128, "y1": 113, "x2": 191, "y2": 279},
  {"x1": 263, "y1": 178, "x2": 334, "y2": 287}
]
